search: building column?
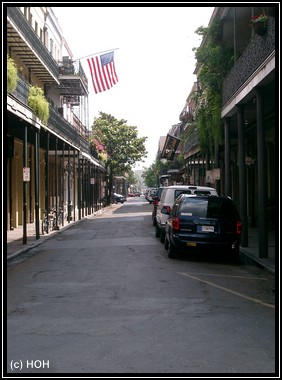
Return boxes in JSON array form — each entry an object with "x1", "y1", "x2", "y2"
[
  {"x1": 8, "y1": 136, "x2": 14, "y2": 230},
  {"x1": 34, "y1": 129, "x2": 40, "y2": 239},
  {"x1": 61, "y1": 142, "x2": 65, "y2": 226},
  {"x1": 67, "y1": 146, "x2": 72, "y2": 222},
  {"x1": 53, "y1": 138, "x2": 59, "y2": 230},
  {"x1": 73, "y1": 149, "x2": 76, "y2": 221},
  {"x1": 23, "y1": 126, "x2": 28, "y2": 244},
  {"x1": 197, "y1": 153, "x2": 200, "y2": 185},
  {"x1": 224, "y1": 117, "x2": 231, "y2": 197},
  {"x1": 78, "y1": 154, "x2": 81, "y2": 220},
  {"x1": 256, "y1": 87, "x2": 268, "y2": 258},
  {"x1": 237, "y1": 105, "x2": 248, "y2": 247}
]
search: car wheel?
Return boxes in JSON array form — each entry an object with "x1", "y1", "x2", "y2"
[
  {"x1": 160, "y1": 229, "x2": 165, "y2": 243},
  {"x1": 168, "y1": 239, "x2": 178, "y2": 259},
  {"x1": 155, "y1": 224, "x2": 161, "y2": 238}
]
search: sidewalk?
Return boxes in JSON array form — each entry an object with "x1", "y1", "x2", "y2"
[
  {"x1": 6, "y1": 212, "x2": 276, "y2": 275},
  {"x1": 6, "y1": 207, "x2": 112, "y2": 261},
  {"x1": 239, "y1": 228, "x2": 276, "y2": 274}
]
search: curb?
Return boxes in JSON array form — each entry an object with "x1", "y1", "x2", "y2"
[{"x1": 239, "y1": 247, "x2": 275, "y2": 274}]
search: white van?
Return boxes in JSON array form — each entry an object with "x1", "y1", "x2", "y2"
[{"x1": 155, "y1": 185, "x2": 218, "y2": 242}]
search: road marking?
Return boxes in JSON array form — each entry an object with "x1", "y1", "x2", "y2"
[
  {"x1": 178, "y1": 272, "x2": 275, "y2": 309},
  {"x1": 180, "y1": 272, "x2": 269, "y2": 280}
]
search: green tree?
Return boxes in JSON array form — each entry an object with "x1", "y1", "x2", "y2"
[
  {"x1": 90, "y1": 112, "x2": 147, "y2": 200},
  {"x1": 126, "y1": 169, "x2": 139, "y2": 189},
  {"x1": 142, "y1": 157, "x2": 181, "y2": 187},
  {"x1": 142, "y1": 162, "x2": 160, "y2": 187}
]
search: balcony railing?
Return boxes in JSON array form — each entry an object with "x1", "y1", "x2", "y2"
[
  {"x1": 12, "y1": 76, "x2": 29, "y2": 104},
  {"x1": 11, "y1": 76, "x2": 90, "y2": 152},
  {"x1": 222, "y1": 16, "x2": 275, "y2": 106},
  {"x1": 7, "y1": 7, "x2": 59, "y2": 80},
  {"x1": 183, "y1": 130, "x2": 199, "y2": 153},
  {"x1": 59, "y1": 58, "x2": 88, "y2": 87}
]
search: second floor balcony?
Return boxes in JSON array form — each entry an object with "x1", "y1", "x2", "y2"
[
  {"x1": 58, "y1": 56, "x2": 89, "y2": 96},
  {"x1": 10, "y1": 76, "x2": 90, "y2": 152},
  {"x1": 222, "y1": 16, "x2": 275, "y2": 107},
  {"x1": 183, "y1": 129, "x2": 200, "y2": 158},
  {"x1": 7, "y1": 7, "x2": 59, "y2": 85}
]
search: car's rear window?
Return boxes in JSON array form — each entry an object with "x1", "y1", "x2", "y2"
[
  {"x1": 179, "y1": 197, "x2": 238, "y2": 218},
  {"x1": 174, "y1": 190, "x2": 191, "y2": 200},
  {"x1": 193, "y1": 190, "x2": 213, "y2": 195}
]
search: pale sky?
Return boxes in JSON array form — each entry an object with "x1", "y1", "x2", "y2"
[{"x1": 53, "y1": 5, "x2": 215, "y2": 168}]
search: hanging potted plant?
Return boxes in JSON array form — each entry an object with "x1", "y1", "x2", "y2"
[
  {"x1": 250, "y1": 13, "x2": 268, "y2": 36},
  {"x1": 7, "y1": 55, "x2": 18, "y2": 93},
  {"x1": 28, "y1": 85, "x2": 49, "y2": 124}
]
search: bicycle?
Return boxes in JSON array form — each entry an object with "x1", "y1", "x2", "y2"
[
  {"x1": 52, "y1": 206, "x2": 64, "y2": 229},
  {"x1": 41, "y1": 209, "x2": 54, "y2": 235}
]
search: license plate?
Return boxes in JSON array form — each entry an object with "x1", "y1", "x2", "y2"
[
  {"x1": 200, "y1": 225, "x2": 214, "y2": 232},
  {"x1": 187, "y1": 242, "x2": 197, "y2": 247}
]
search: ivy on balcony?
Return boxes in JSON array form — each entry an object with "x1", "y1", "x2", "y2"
[
  {"x1": 28, "y1": 85, "x2": 49, "y2": 124},
  {"x1": 7, "y1": 55, "x2": 18, "y2": 93},
  {"x1": 193, "y1": 19, "x2": 234, "y2": 157}
]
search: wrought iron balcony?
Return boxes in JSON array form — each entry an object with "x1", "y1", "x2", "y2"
[
  {"x1": 11, "y1": 76, "x2": 89, "y2": 152},
  {"x1": 58, "y1": 57, "x2": 89, "y2": 96},
  {"x1": 183, "y1": 130, "x2": 200, "y2": 154},
  {"x1": 12, "y1": 76, "x2": 30, "y2": 104},
  {"x1": 7, "y1": 7, "x2": 59, "y2": 85},
  {"x1": 222, "y1": 16, "x2": 275, "y2": 106}
]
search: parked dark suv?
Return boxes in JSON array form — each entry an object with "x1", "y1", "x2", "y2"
[{"x1": 164, "y1": 194, "x2": 242, "y2": 261}]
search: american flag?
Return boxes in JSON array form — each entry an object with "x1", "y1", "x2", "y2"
[{"x1": 87, "y1": 51, "x2": 118, "y2": 94}]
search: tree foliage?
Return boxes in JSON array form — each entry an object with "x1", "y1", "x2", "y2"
[
  {"x1": 126, "y1": 169, "x2": 139, "y2": 188},
  {"x1": 142, "y1": 161, "x2": 160, "y2": 187},
  {"x1": 91, "y1": 112, "x2": 147, "y2": 173},
  {"x1": 142, "y1": 156, "x2": 184, "y2": 187},
  {"x1": 7, "y1": 55, "x2": 18, "y2": 93},
  {"x1": 28, "y1": 85, "x2": 49, "y2": 124},
  {"x1": 90, "y1": 112, "x2": 148, "y2": 198},
  {"x1": 193, "y1": 18, "x2": 234, "y2": 157}
]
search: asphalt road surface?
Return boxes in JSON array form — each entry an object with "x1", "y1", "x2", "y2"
[{"x1": 6, "y1": 197, "x2": 276, "y2": 375}]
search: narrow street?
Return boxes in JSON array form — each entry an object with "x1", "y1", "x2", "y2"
[{"x1": 6, "y1": 198, "x2": 276, "y2": 375}]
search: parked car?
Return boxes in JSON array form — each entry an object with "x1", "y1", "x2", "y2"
[
  {"x1": 164, "y1": 194, "x2": 242, "y2": 261},
  {"x1": 133, "y1": 191, "x2": 142, "y2": 197},
  {"x1": 155, "y1": 185, "x2": 218, "y2": 243},
  {"x1": 113, "y1": 193, "x2": 126, "y2": 204},
  {"x1": 146, "y1": 188, "x2": 158, "y2": 204},
  {"x1": 152, "y1": 186, "x2": 164, "y2": 226}
]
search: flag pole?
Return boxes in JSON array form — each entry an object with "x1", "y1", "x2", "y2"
[{"x1": 73, "y1": 48, "x2": 119, "y2": 62}]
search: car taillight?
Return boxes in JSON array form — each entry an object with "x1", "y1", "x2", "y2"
[
  {"x1": 172, "y1": 217, "x2": 180, "y2": 231},
  {"x1": 236, "y1": 221, "x2": 242, "y2": 234}
]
